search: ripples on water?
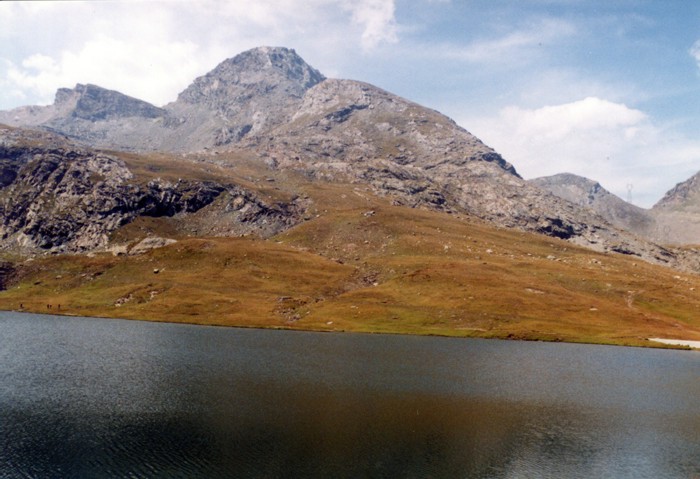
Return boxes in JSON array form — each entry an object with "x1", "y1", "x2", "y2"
[{"x1": 0, "y1": 312, "x2": 698, "y2": 478}]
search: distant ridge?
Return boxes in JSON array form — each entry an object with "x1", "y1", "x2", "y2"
[
  {"x1": 530, "y1": 173, "x2": 654, "y2": 237},
  {"x1": 650, "y1": 172, "x2": 700, "y2": 245}
]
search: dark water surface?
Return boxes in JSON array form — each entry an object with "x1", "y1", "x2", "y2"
[{"x1": 1, "y1": 312, "x2": 698, "y2": 478}]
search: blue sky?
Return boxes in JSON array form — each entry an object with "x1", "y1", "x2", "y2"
[{"x1": 2, "y1": 0, "x2": 699, "y2": 207}]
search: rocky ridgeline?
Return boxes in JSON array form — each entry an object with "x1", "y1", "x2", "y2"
[
  {"x1": 0, "y1": 46, "x2": 698, "y2": 269},
  {"x1": 647, "y1": 172, "x2": 700, "y2": 245},
  {"x1": 0, "y1": 47, "x2": 325, "y2": 152},
  {"x1": 532, "y1": 173, "x2": 700, "y2": 247},
  {"x1": 57, "y1": 83, "x2": 166, "y2": 121},
  {"x1": 530, "y1": 173, "x2": 655, "y2": 238}
]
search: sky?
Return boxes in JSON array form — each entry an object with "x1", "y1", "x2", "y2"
[{"x1": 2, "y1": 0, "x2": 700, "y2": 207}]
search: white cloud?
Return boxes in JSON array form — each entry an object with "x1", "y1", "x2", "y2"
[
  {"x1": 341, "y1": 0, "x2": 399, "y2": 50},
  {"x1": 499, "y1": 97, "x2": 647, "y2": 141},
  {"x1": 690, "y1": 39, "x2": 700, "y2": 66},
  {"x1": 5, "y1": 35, "x2": 201, "y2": 107},
  {"x1": 461, "y1": 97, "x2": 700, "y2": 207},
  {"x1": 442, "y1": 18, "x2": 575, "y2": 64}
]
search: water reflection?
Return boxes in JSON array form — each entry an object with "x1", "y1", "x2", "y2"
[{"x1": 1, "y1": 312, "x2": 698, "y2": 478}]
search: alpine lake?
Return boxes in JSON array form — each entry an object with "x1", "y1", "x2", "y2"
[{"x1": 1, "y1": 311, "x2": 698, "y2": 478}]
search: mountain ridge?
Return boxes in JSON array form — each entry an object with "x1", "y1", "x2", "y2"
[
  {"x1": 533, "y1": 172, "x2": 700, "y2": 246},
  {"x1": 0, "y1": 46, "x2": 695, "y2": 266}
]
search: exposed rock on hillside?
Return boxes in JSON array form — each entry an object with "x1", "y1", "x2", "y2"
[
  {"x1": 1, "y1": 84, "x2": 163, "y2": 123},
  {"x1": 655, "y1": 172, "x2": 700, "y2": 210},
  {"x1": 176, "y1": 46, "x2": 324, "y2": 126},
  {"x1": 59, "y1": 84, "x2": 166, "y2": 121},
  {"x1": 0, "y1": 126, "x2": 304, "y2": 253},
  {"x1": 530, "y1": 172, "x2": 700, "y2": 247},
  {"x1": 531, "y1": 173, "x2": 655, "y2": 237},
  {"x1": 165, "y1": 46, "x2": 325, "y2": 150},
  {"x1": 650, "y1": 172, "x2": 700, "y2": 245},
  {"x1": 243, "y1": 78, "x2": 666, "y2": 261}
]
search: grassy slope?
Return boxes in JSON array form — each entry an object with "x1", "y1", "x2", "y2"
[{"x1": 2, "y1": 152, "x2": 700, "y2": 348}]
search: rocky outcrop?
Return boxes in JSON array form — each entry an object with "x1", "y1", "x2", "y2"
[
  {"x1": 0, "y1": 84, "x2": 164, "y2": 129},
  {"x1": 180, "y1": 186, "x2": 310, "y2": 239},
  {"x1": 58, "y1": 84, "x2": 166, "y2": 121},
  {"x1": 530, "y1": 173, "x2": 655, "y2": 237},
  {"x1": 0, "y1": 126, "x2": 304, "y2": 253},
  {"x1": 655, "y1": 172, "x2": 700, "y2": 210},
  {"x1": 128, "y1": 236, "x2": 177, "y2": 255},
  {"x1": 0, "y1": 146, "x2": 222, "y2": 252},
  {"x1": 649, "y1": 172, "x2": 700, "y2": 245}
]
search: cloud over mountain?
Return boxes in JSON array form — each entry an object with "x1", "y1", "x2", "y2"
[{"x1": 464, "y1": 97, "x2": 699, "y2": 207}]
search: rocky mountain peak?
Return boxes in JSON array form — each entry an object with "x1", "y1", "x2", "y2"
[
  {"x1": 653, "y1": 171, "x2": 700, "y2": 212},
  {"x1": 55, "y1": 83, "x2": 164, "y2": 121},
  {"x1": 530, "y1": 173, "x2": 602, "y2": 202},
  {"x1": 164, "y1": 47, "x2": 327, "y2": 147},
  {"x1": 176, "y1": 46, "x2": 325, "y2": 108},
  {"x1": 530, "y1": 172, "x2": 655, "y2": 239}
]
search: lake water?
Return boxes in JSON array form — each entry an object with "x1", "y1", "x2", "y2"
[{"x1": 1, "y1": 312, "x2": 698, "y2": 478}]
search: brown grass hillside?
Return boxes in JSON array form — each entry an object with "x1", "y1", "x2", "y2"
[{"x1": 2, "y1": 159, "x2": 700, "y2": 349}]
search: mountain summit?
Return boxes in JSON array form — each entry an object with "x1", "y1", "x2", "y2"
[
  {"x1": 649, "y1": 172, "x2": 700, "y2": 245},
  {"x1": 57, "y1": 83, "x2": 166, "y2": 121},
  {"x1": 0, "y1": 46, "x2": 326, "y2": 151},
  {"x1": 177, "y1": 46, "x2": 325, "y2": 107},
  {"x1": 530, "y1": 173, "x2": 654, "y2": 236},
  {"x1": 170, "y1": 46, "x2": 326, "y2": 145}
]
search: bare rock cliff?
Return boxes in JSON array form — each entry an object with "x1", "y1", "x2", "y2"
[{"x1": 0, "y1": 126, "x2": 303, "y2": 253}]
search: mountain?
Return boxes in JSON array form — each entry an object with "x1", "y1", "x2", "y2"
[
  {"x1": 530, "y1": 173, "x2": 654, "y2": 237},
  {"x1": 650, "y1": 172, "x2": 700, "y2": 245},
  {"x1": 532, "y1": 172, "x2": 700, "y2": 247},
  {"x1": 1, "y1": 83, "x2": 164, "y2": 124},
  {"x1": 0, "y1": 47, "x2": 325, "y2": 152},
  {"x1": 0, "y1": 47, "x2": 684, "y2": 267}
]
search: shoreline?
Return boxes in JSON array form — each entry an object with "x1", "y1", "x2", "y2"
[
  {"x1": 648, "y1": 338, "x2": 700, "y2": 349},
  {"x1": 2, "y1": 309, "x2": 698, "y2": 352}
]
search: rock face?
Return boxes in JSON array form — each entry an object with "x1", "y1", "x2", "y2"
[
  {"x1": 650, "y1": 172, "x2": 700, "y2": 245},
  {"x1": 0, "y1": 128, "x2": 221, "y2": 251},
  {"x1": 530, "y1": 173, "x2": 655, "y2": 237},
  {"x1": 531, "y1": 172, "x2": 700, "y2": 247},
  {"x1": 0, "y1": 126, "x2": 303, "y2": 253},
  {"x1": 58, "y1": 84, "x2": 166, "y2": 121},
  {"x1": 2, "y1": 84, "x2": 164, "y2": 124},
  {"x1": 0, "y1": 46, "x2": 696, "y2": 268}
]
